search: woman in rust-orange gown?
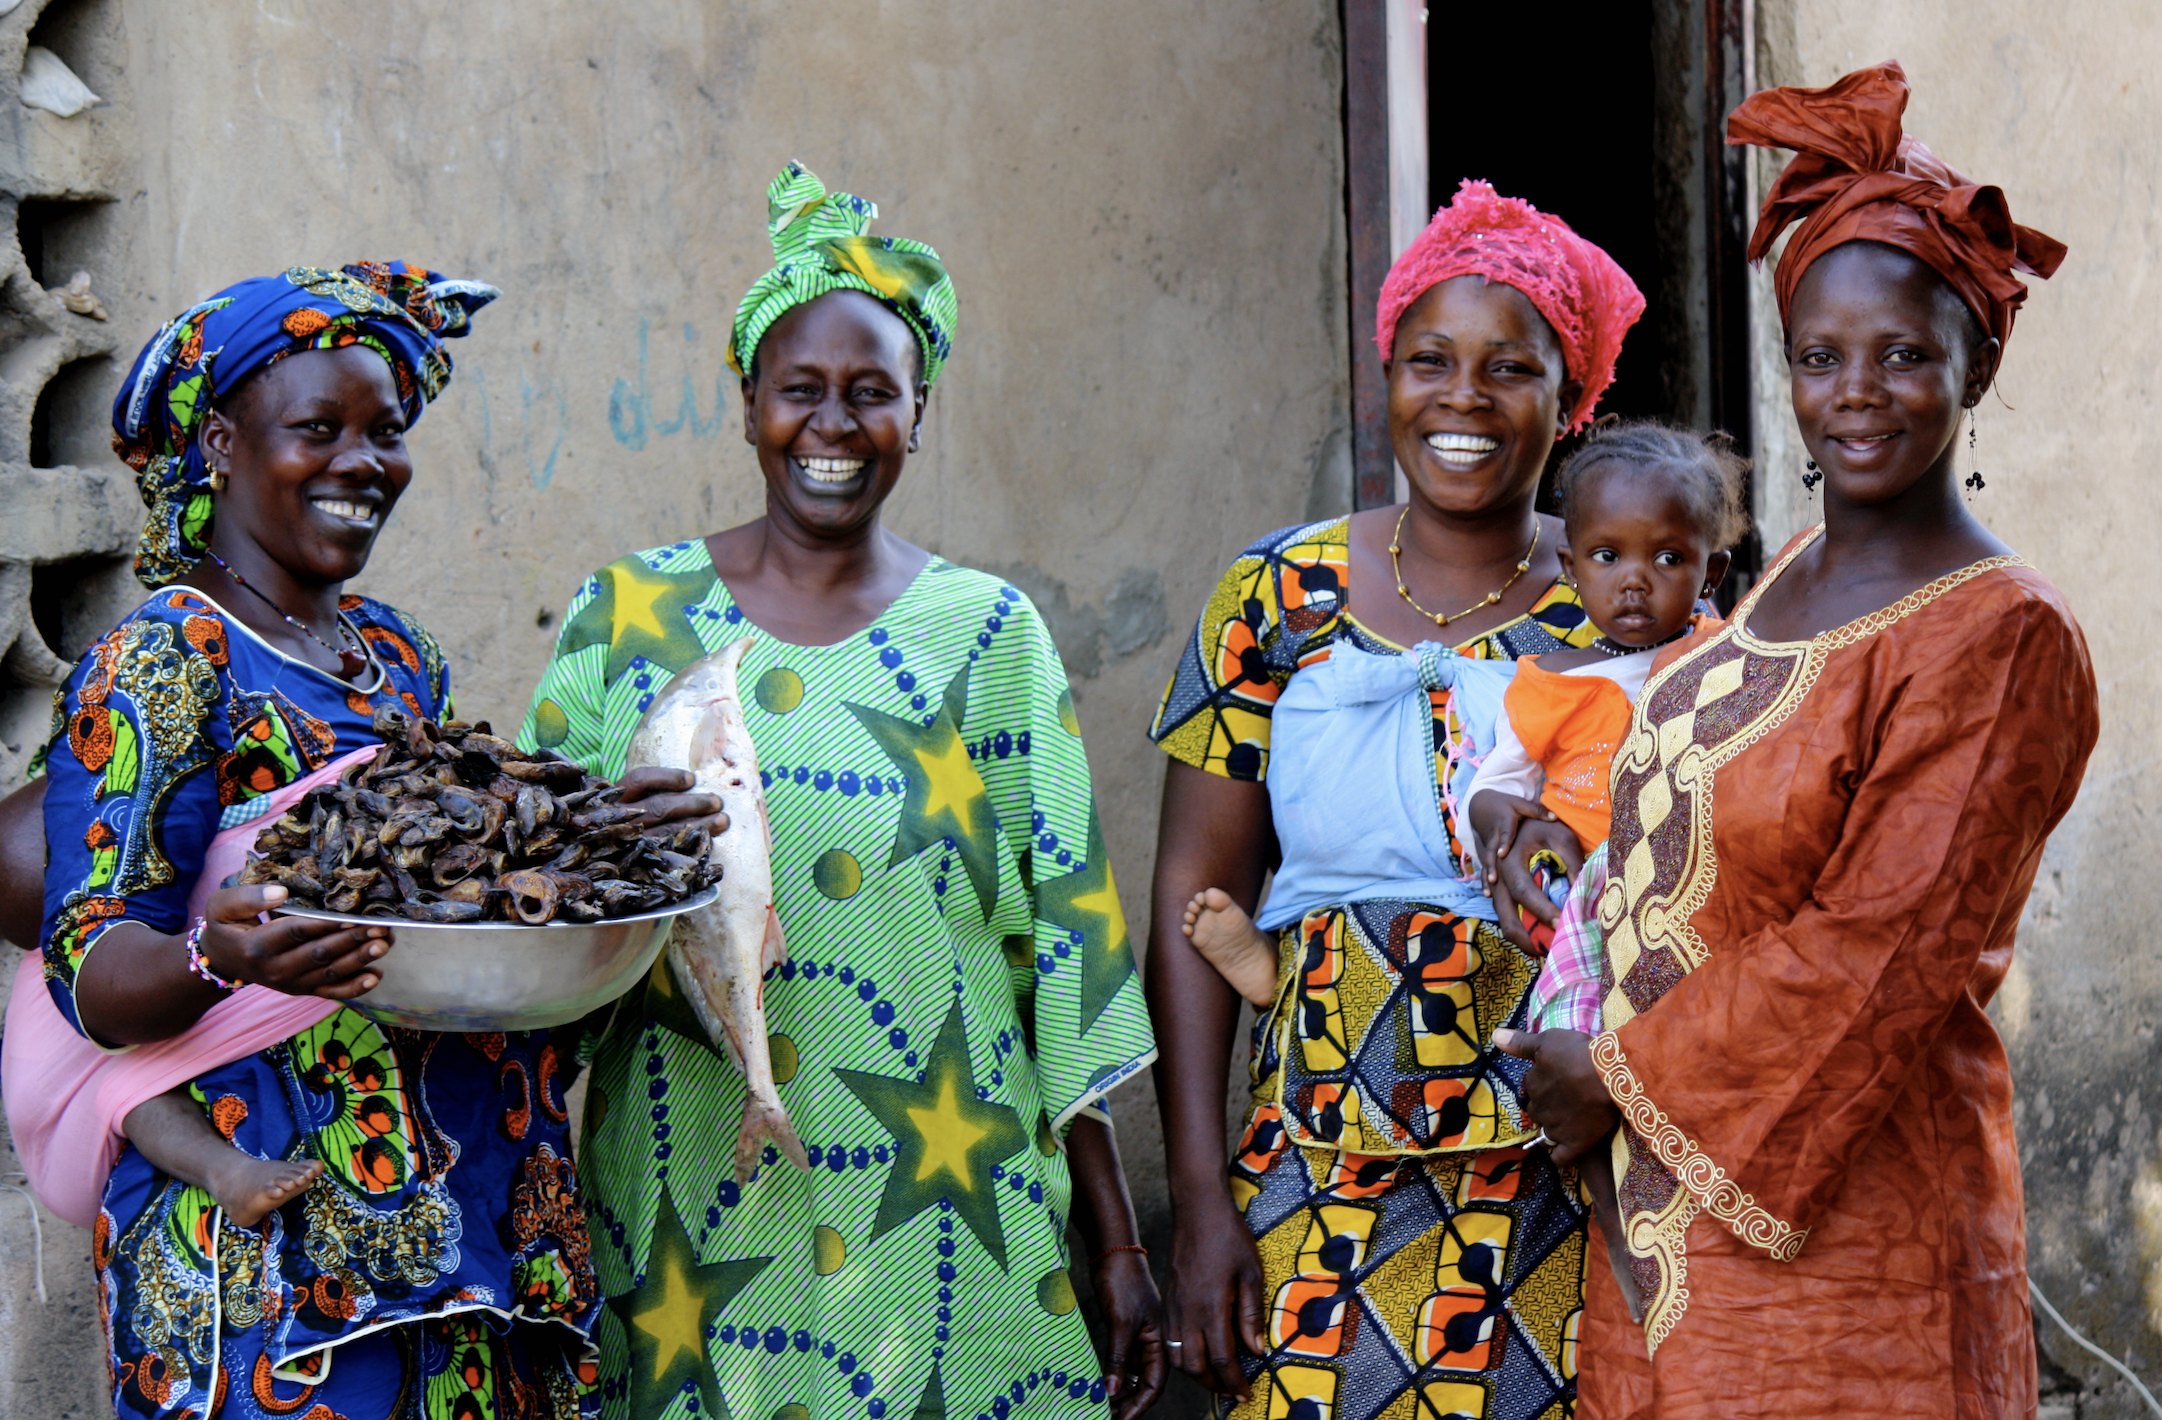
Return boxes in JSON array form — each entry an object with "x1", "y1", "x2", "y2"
[{"x1": 1577, "y1": 529, "x2": 2096, "y2": 1416}]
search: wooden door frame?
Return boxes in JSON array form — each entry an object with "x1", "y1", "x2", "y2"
[
  {"x1": 1704, "y1": 0, "x2": 1759, "y2": 595},
  {"x1": 1343, "y1": 0, "x2": 1425, "y2": 510}
]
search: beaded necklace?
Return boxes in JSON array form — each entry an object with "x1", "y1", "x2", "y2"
[
  {"x1": 203, "y1": 550, "x2": 373, "y2": 680},
  {"x1": 1587, "y1": 624, "x2": 1693, "y2": 658},
  {"x1": 1389, "y1": 507, "x2": 1539, "y2": 628}
]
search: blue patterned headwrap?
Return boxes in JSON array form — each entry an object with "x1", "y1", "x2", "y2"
[{"x1": 111, "y1": 260, "x2": 499, "y2": 587}]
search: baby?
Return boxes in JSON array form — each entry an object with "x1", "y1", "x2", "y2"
[
  {"x1": 124, "y1": 1080, "x2": 327, "y2": 1228},
  {"x1": 1181, "y1": 419, "x2": 1749, "y2": 1312}
]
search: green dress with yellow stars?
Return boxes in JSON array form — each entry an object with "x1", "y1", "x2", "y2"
[{"x1": 518, "y1": 540, "x2": 1157, "y2": 1420}]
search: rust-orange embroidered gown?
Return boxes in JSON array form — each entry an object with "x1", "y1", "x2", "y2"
[{"x1": 1578, "y1": 530, "x2": 2098, "y2": 1419}]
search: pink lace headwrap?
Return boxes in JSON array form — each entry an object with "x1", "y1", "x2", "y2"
[{"x1": 1376, "y1": 180, "x2": 1646, "y2": 432}]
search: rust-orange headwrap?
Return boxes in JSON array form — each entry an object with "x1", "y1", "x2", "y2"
[{"x1": 1727, "y1": 60, "x2": 2066, "y2": 346}]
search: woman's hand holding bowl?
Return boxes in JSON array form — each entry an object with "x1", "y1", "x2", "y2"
[{"x1": 201, "y1": 883, "x2": 392, "y2": 999}]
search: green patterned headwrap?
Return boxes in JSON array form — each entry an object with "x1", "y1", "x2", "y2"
[{"x1": 728, "y1": 162, "x2": 957, "y2": 388}]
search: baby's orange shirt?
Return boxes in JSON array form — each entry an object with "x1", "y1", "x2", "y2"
[{"x1": 1501, "y1": 656, "x2": 1636, "y2": 853}]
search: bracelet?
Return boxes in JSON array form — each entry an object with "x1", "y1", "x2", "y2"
[
  {"x1": 184, "y1": 918, "x2": 242, "y2": 991},
  {"x1": 1091, "y1": 1243, "x2": 1147, "y2": 1271}
]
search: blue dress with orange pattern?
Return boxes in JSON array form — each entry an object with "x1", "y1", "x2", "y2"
[{"x1": 37, "y1": 585, "x2": 599, "y2": 1420}]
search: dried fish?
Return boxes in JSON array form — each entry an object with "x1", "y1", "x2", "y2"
[{"x1": 247, "y1": 706, "x2": 719, "y2": 922}]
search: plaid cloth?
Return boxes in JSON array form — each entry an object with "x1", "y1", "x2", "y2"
[{"x1": 1527, "y1": 842, "x2": 1609, "y2": 1034}]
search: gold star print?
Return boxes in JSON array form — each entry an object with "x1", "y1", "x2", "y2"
[
  {"x1": 835, "y1": 1001, "x2": 1029, "y2": 1267},
  {"x1": 1034, "y1": 803, "x2": 1136, "y2": 1032},
  {"x1": 908, "y1": 1075, "x2": 990, "y2": 1182},
  {"x1": 913, "y1": 733, "x2": 979, "y2": 822},
  {"x1": 844, "y1": 662, "x2": 1003, "y2": 920},
  {"x1": 558, "y1": 553, "x2": 717, "y2": 688},
  {"x1": 607, "y1": 1187, "x2": 773, "y2": 1420}
]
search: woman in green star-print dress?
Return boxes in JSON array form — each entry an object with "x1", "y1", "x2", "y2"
[{"x1": 519, "y1": 164, "x2": 1163, "y2": 1420}]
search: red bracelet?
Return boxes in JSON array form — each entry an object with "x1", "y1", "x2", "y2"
[{"x1": 1091, "y1": 1243, "x2": 1147, "y2": 1271}]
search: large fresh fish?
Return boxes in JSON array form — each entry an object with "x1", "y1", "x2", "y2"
[{"x1": 624, "y1": 636, "x2": 808, "y2": 1183}]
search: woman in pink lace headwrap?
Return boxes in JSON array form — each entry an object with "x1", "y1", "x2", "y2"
[{"x1": 1143, "y1": 180, "x2": 1644, "y2": 1417}]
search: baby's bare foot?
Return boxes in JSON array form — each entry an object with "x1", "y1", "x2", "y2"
[
  {"x1": 207, "y1": 1154, "x2": 325, "y2": 1228},
  {"x1": 1181, "y1": 888, "x2": 1280, "y2": 1008}
]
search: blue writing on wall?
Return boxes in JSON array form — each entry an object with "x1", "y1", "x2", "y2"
[
  {"x1": 470, "y1": 365, "x2": 571, "y2": 491},
  {"x1": 522, "y1": 374, "x2": 567, "y2": 489},
  {"x1": 610, "y1": 320, "x2": 730, "y2": 450}
]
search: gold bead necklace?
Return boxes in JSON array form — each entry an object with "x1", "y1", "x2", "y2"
[{"x1": 1388, "y1": 506, "x2": 1539, "y2": 629}]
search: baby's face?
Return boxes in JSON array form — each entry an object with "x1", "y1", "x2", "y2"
[{"x1": 1558, "y1": 470, "x2": 1726, "y2": 647}]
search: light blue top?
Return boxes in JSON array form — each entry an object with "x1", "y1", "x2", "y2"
[{"x1": 1256, "y1": 641, "x2": 1516, "y2": 930}]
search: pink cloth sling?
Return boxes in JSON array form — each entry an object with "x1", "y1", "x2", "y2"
[{"x1": 3, "y1": 744, "x2": 379, "y2": 1228}]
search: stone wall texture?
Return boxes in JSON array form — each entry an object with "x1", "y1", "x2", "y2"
[{"x1": 1751, "y1": 2, "x2": 2162, "y2": 1415}]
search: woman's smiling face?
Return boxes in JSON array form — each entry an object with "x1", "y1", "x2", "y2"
[
  {"x1": 742, "y1": 289, "x2": 926, "y2": 541},
  {"x1": 1785, "y1": 240, "x2": 2000, "y2": 507},
  {"x1": 1385, "y1": 275, "x2": 1580, "y2": 517},
  {"x1": 199, "y1": 343, "x2": 413, "y2": 586}
]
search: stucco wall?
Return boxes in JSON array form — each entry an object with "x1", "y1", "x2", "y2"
[
  {"x1": 0, "y1": 0, "x2": 1349, "y2": 1413},
  {"x1": 20, "y1": 1, "x2": 2153, "y2": 1415},
  {"x1": 1751, "y1": 3, "x2": 2162, "y2": 1413}
]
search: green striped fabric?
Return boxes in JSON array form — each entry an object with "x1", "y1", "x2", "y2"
[
  {"x1": 728, "y1": 162, "x2": 959, "y2": 387},
  {"x1": 520, "y1": 540, "x2": 1155, "y2": 1420}
]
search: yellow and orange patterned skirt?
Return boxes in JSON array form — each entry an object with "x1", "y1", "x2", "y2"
[{"x1": 1222, "y1": 900, "x2": 1588, "y2": 1420}]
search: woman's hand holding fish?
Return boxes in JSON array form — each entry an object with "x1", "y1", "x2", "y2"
[
  {"x1": 613, "y1": 766, "x2": 729, "y2": 835},
  {"x1": 198, "y1": 883, "x2": 393, "y2": 999}
]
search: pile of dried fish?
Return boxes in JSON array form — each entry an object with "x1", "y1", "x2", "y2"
[{"x1": 241, "y1": 706, "x2": 720, "y2": 924}]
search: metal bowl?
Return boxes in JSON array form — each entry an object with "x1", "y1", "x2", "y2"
[{"x1": 274, "y1": 885, "x2": 717, "y2": 1032}]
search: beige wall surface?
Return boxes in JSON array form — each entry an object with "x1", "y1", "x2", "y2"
[
  {"x1": 0, "y1": 0, "x2": 1348, "y2": 1414},
  {"x1": 1752, "y1": 2, "x2": 2162, "y2": 1411},
  {"x1": 12, "y1": 1, "x2": 2158, "y2": 1416}
]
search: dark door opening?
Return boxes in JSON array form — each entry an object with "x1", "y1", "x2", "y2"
[{"x1": 1427, "y1": 0, "x2": 1675, "y2": 432}]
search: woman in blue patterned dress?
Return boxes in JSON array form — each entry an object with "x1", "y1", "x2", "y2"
[{"x1": 25, "y1": 263, "x2": 696, "y2": 1420}]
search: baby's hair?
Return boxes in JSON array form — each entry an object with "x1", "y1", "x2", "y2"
[{"x1": 1555, "y1": 419, "x2": 1752, "y2": 550}]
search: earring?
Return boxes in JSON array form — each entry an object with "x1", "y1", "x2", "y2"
[
  {"x1": 208, "y1": 466, "x2": 229, "y2": 492},
  {"x1": 1964, "y1": 410, "x2": 1985, "y2": 495},
  {"x1": 1802, "y1": 459, "x2": 1822, "y2": 491}
]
